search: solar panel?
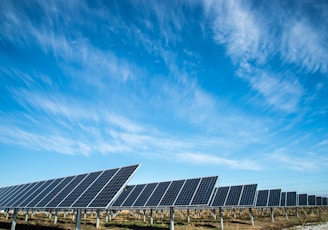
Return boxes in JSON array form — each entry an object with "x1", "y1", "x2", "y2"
[
  {"x1": 280, "y1": 192, "x2": 286, "y2": 207},
  {"x1": 122, "y1": 184, "x2": 146, "y2": 207},
  {"x1": 133, "y1": 183, "x2": 157, "y2": 207},
  {"x1": 308, "y1": 195, "x2": 316, "y2": 206},
  {"x1": 239, "y1": 184, "x2": 257, "y2": 206},
  {"x1": 298, "y1": 194, "x2": 307, "y2": 206},
  {"x1": 58, "y1": 171, "x2": 102, "y2": 208},
  {"x1": 112, "y1": 185, "x2": 136, "y2": 207},
  {"x1": 46, "y1": 174, "x2": 88, "y2": 208},
  {"x1": 36, "y1": 176, "x2": 75, "y2": 207},
  {"x1": 87, "y1": 164, "x2": 139, "y2": 208},
  {"x1": 6, "y1": 183, "x2": 36, "y2": 207},
  {"x1": 1, "y1": 184, "x2": 28, "y2": 206},
  {"x1": 211, "y1": 186, "x2": 229, "y2": 207},
  {"x1": 256, "y1": 190, "x2": 269, "y2": 207},
  {"x1": 27, "y1": 179, "x2": 63, "y2": 208},
  {"x1": 146, "y1": 182, "x2": 170, "y2": 207},
  {"x1": 174, "y1": 178, "x2": 201, "y2": 206},
  {"x1": 190, "y1": 176, "x2": 218, "y2": 205},
  {"x1": 225, "y1": 185, "x2": 242, "y2": 207},
  {"x1": 72, "y1": 168, "x2": 119, "y2": 208},
  {"x1": 268, "y1": 189, "x2": 281, "y2": 207},
  {"x1": 323, "y1": 197, "x2": 327, "y2": 206},
  {"x1": 316, "y1": 196, "x2": 322, "y2": 206},
  {"x1": 0, "y1": 164, "x2": 140, "y2": 209},
  {"x1": 286, "y1": 192, "x2": 297, "y2": 207},
  {"x1": 160, "y1": 180, "x2": 185, "y2": 206}
]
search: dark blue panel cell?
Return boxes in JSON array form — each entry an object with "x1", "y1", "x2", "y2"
[
  {"x1": 239, "y1": 184, "x2": 257, "y2": 206},
  {"x1": 88, "y1": 165, "x2": 139, "y2": 208},
  {"x1": 36, "y1": 176, "x2": 75, "y2": 207},
  {"x1": 0, "y1": 184, "x2": 27, "y2": 206},
  {"x1": 225, "y1": 185, "x2": 242, "y2": 206},
  {"x1": 268, "y1": 189, "x2": 281, "y2": 207},
  {"x1": 280, "y1": 192, "x2": 286, "y2": 206},
  {"x1": 286, "y1": 192, "x2": 297, "y2": 207},
  {"x1": 27, "y1": 178, "x2": 63, "y2": 207},
  {"x1": 19, "y1": 180, "x2": 55, "y2": 207},
  {"x1": 323, "y1": 197, "x2": 327, "y2": 206},
  {"x1": 7, "y1": 183, "x2": 38, "y2": 207},
  {"x1": 298, "y1": 194, "x2": 307, "y2": 206},
  {"x1": 122, "y1": 184, "x2": 146, "y2": 206},
  {"x1": 9, "y1": 183, "x2": 39, "y2": 207},
  {"x1": 112, "y1": 185, "x2": 136, "y2": 207},
  {"x1": 316, "y1": 196, "x2": 322, "y2": 206},
  {"x1": 73, "y1": 168, "x2": 118, "y2": 208},
  {"x1": 308, "y1": 195, "x2": 316, "y2": 206},
  {"x1": 175, "y1": 178, "x2": 200, "y2": 206},
  {"x1": 256, "y1": 190, "x2": 269, "y2": 207},
  {"x1": 211, "y1": 186, "x2": 229, "y2": 207},
  {"x1": 191, "y1": 176, "x2": 217, "y2": 205},
  {"x1": 160, "y1": 180, "x2": 185, "y2": 206},
  {"x1": 58, "y1": 171, "x2": 102, "y2": 207},
  {"x1": 46, "y1": 174, "x2": 88, "y2": 208},
  {"x1": 146, "y1": 182, "x2": 170, "y2": 207},
  {"x1": 133, "y1": 183, "x2": 157, "y2": 207}
]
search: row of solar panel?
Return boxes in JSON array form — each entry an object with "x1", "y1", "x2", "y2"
[
  {"x1": 0, "y1": 165, "x2": 139, "y2": 209},
  {"x1": 111, "y1": 176, "x2": 218, "y2": 208}
]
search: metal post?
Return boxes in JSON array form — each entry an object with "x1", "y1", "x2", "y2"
[
  {"x1": 75, "y1": 209, "x2": 81, "y2": 230},
  {"x1": 25, "y1": 210, "x2": 29, "y2": 222},
  {"x1": 150, "y1": 209, "x2": 153, "y2": 225},
  {"x1": 219, "y1": 207, "x2": 224, "y2": 230},
  {"x1": 11, "y1": 209, "x2": 18, "y2": 230},
  {"x1": 6, "y1": 209, "x2": 9, "y2": 220},
  {"x1": 285, "y1": 208, "x2": 289, "y2": 220},
  {"x1": 249, "y1": 208, "x2": 254, "y2": 226},
  {"x1": 105, "y1": 210, "x2": 109, "y2": 223},
  {"x1": 296, "y1": 207, "x2": 299, "y2": 218},
  {"x1": 84, "y1": 209, "x2": 87, "y2": 219},
  {"x1": 96, "y1": 209, "x2": 100, "y2": 229},
  {"x1": 54, "y1": 210, "x2": 58, "y2": 225},
  {"x1": 187, "y1": 209, "x2": 190, "y2": 223},
  {"x1": 270, "y1": 208, "x2": 275, "y2": 223},
  {"x1": 170, "y1": 207, "x2": 174, "y2": 230},
  {"x1": 212, "y1": 209, "x2": 216, "y2": 220}
]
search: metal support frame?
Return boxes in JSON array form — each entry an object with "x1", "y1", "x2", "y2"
[
  {"x1": 54, "y1": 210, "x2": 58, "y2": 225},
  {"x1": 11, "y1": 208, "x2": 18, "y2": 230},
  {"x1": 270, "y1": 207, "x2": 275, "y2": 223},
  {"x1": 219, "y1": 207, "x2": 224, "y2": 230},
  {"x1": 285, "y1": 208, "x2": 289, "y2": 220},
  {"x1": 150, "y1": 209, "x2": 153, "y2": 225},
  {"x1": 96, "y1": 209, "x2": 100, "y2": 229},
  {"x1": 249, "y1": 208, "x2": 254, "y2": 226},
  {"x1": 75, "y1": 209, "x2": 81, "y2": 230},
  {"x1": 25, "y1": 210, "x2": 29, "y2": 222},
  {"x1": 170, "y1": 207, "x2": 174, "y2": 230},
  {"x1": 143, "y1": 210, "x2": 146, "y2": 223},
  {"x1": 187, "y1": 209, "x2": 190, "y2": 223}
]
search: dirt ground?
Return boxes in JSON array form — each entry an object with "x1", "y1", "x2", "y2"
[{"x1": 0, "y1": 208, "x2": 327, "y2": 230}]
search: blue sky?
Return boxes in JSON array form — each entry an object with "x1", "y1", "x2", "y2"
[{"x1": 1, "y1": 0, "x2": 327, "y2": 196}]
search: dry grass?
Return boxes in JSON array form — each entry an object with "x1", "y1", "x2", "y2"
[{"x1": 0, "y1": 208, "x2": 327, "y2": 230}]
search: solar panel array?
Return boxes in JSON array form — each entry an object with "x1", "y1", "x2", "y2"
[
  {"x1": 255, "y1": 189, "x2": 282, "y2": 207},
  {"x1": 0, "y1": 165, "x2": 139, "y2": 209},
  {"x1": 111, "y1": 176, "x2": 218, "y2": 209},
  {"x1": 211, "y1": 184, "x2": 257, "y2": 208}
]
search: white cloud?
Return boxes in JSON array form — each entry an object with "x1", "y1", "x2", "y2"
[
  {"x1": 271, "y1": 151, "x2": 318, "y2": 171},
  {"x1": 177, "y1": 153, "x2": 261, "y2": 170}
]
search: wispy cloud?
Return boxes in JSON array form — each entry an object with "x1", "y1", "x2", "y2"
[{"x1": 177, "y1": 153, "x2": 261, "y2": 170}]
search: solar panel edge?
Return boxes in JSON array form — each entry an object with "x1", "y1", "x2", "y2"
[
  {"x1": 104, "y1": 164, "x2": 141, "y2": 209},
  {"x1": 86, "y1": 167, "x2": 123, "y2": 207},
  {"x1": 155, "y1": 181, "x2": 172, "y2": 208}
]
